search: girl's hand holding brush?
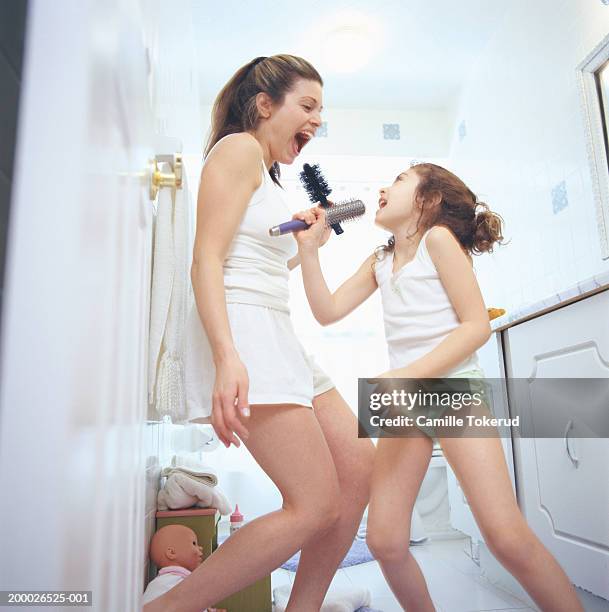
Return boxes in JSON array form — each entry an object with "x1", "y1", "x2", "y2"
[{"x1": 293, "y1": 207, "x2": 331, "y2": 250}]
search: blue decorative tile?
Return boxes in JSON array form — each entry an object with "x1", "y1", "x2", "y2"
[
  {"x1": 551, "y1": 180, "x2": 568, "y2": 214},
  {"x1": 383, "y1": 123, "x2": 400, "y2": 140},
  {"x1": 458, "y1": 120, "x2": 467, "y2": 141},
  {"x1": 315, "y1": 121, "x2": 328, "y2": 138}
]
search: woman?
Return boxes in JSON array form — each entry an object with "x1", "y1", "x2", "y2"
[{"x1": 144, "y1": 55, "x2": 374, "y2": 612}]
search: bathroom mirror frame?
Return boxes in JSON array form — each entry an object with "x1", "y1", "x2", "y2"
[{"x1": 578, "y1": 32, "x2": 609, "y2": 260}]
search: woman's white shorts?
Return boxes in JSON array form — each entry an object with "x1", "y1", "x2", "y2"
[{"x1": 185, "y1": 302, "x2": 335, "y2": 420}]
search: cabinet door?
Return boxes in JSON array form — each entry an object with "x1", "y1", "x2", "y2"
[{"x1": 505, "y1": 290, "x2": 609, "y2": 599}]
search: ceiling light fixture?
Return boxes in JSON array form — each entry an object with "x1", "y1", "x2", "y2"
[{"x1": 304, "y1": 10, "x2": 383, "y2": 75}]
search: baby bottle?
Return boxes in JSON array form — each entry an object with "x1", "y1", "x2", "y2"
[{"x1": 230, "y1": 505, "x2": 244, "y2": 535}]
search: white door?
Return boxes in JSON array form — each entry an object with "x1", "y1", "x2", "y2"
[{"x1": 0, "y1": 1, "x2": 155, "y2": 609}]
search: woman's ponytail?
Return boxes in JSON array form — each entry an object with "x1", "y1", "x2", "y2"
[{"x1": 204, "y1": 56, "x2": 266, "y2": 158}]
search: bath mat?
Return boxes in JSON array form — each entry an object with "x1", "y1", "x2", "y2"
[{"x1": 281, "y1": 537, "x2": 374, "y2": 571}]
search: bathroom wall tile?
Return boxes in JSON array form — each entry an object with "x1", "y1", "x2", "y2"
[
  {"x1": 551, "y1": 180, "x2": 568, "y2": 215},
  {"x1": 143, "y1": 510, "x2": 156, "y2": 587},
  {"x1": 145, "y1": 423, "x2": 159, "y2": 464},
  {"x1": 143, "y1": 422, "x2": 161, "y2": 589},
  {"x1": 449, "y1": 0, "x2": 609, "y2": 309},
  {"x1": 145, "y1": 462, "x2": 160, "y2": 515},
  {"x1": 382, "y1": 123, "x2": 400, "y2": 140}
]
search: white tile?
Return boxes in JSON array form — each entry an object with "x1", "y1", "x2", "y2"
[
  {"x1": 328, "y1": 568, "x2": 353, "y2": 589},
  {"x1": 471, "y1": 574, "x2": 533, "y2": 609},
  {"x1": 342, "y1": 561, "x2": 395, "y2": 599},
  {"x1": 413, "y1": 540, "x2": 481, "y2": 578},
  {"x1": 426, "y1": 561, "x2": 530, "y2": 612},
  {"x1": 145, "y1": 463, "x2": 160, "y2": 515},
  {"x1": 369, "y1": 594, "x2": 406, "y2": 612},
  {"x1": 271, "y1": 568, "x2": 292, "y2": 589}
]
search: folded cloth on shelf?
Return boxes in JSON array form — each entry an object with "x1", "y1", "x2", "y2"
[
  {"x1": 161, "y1": 466, "x2": 218, "y2": 488},
  {"x1": 162, "y1": 454, "x2": 219, "y2": 486},
  {"x1": 273, "y1": 584, "x2": 371, "y2": 612},
  {"x1": 157, "y1": 472, "x2": 232, "y2": 515}
]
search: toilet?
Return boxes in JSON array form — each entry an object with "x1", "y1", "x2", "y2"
[{"x1": 414, "y1": 442, "x2": 454, "y2": 539}]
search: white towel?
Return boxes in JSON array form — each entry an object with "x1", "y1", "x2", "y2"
[
  {"x1": 161, "y1": 466, "x2": 218, "y2": 488},
  {"x1": 148, "y1": 161, "x2": 193, "y2": 421},
  {"x1": 273, "y1": 584, "x2": 371, "y2": 612},
  {"x1": 157, "y1": 472, "x2": 232, "y2": 515},
  {"x1": 170, "y1": 454, "x2": 219, "y2": 478}
]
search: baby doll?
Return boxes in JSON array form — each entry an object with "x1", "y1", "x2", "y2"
[{"x1": 143, "y1": 524, "x2": 220, "y2": 610}]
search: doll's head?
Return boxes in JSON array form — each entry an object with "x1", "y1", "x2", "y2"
[
  {"x1": 375, "y1": 163, "x2": 504, "y2": 255},
  {"x1": 150, "y1": 525, "x2": 204, "y2": 572}
]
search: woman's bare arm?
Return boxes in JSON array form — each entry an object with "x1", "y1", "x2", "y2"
[{"x1": 191, "y1": 133, "x2": 262, "y2": 445}]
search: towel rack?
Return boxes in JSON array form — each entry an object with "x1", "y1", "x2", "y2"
[{"x1": 150, "y1": 153, "x2": 183, "y2": 200}]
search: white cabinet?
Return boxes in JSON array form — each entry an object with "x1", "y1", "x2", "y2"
[{"x1": 505, "y1": 290, "x2": 609, "y2": 599}]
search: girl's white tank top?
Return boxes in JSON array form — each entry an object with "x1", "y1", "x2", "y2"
[{"x1": 374, "y1": 229, "x2": 481, "y2": 376}]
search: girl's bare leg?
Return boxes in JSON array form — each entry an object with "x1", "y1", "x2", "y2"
[
  {"x1": 366, "y1": 435, "x2": 437, "y2": 611},
  {"x1": 286, "y1": 388, "x2": 375, "y2": 611},
  {"x1": 143, "y1": 404, "x2": 341, "y2": 612},
  {"x1": 439, "y1": 435, "x2": 584, "y2": 612}
]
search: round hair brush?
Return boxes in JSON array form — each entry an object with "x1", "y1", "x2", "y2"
[
  {"x1": 299, "y1": 163, "x2": 344, "y2": 235},
  {"x1": 269, "y1": 199, "x2": 366, "y2": 236}
]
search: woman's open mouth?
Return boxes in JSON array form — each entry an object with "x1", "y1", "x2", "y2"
[
  {"x1": 378, "y1": 198, "x2": 387, "y2": 209},
  {"x1": 293, "y1": 131, "x2": 313, "y2": 155}
]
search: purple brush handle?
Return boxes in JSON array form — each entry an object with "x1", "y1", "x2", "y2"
[{"x1": 275, "y1": 219, "x2": 310, "y2": 234}]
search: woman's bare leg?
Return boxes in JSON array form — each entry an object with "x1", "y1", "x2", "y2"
[
  {"x1": 439, "y1": 435, "x2": 584, "y2": 612},
  {"x1": 286, "y1": 388, "x2": 375, "y2": 611},
  {"x1": 366, "y1": 435, "x2": 436, "y2": 611},
  {"x1": 143, "y1": 404, "x2": 341, "y2": 612}
]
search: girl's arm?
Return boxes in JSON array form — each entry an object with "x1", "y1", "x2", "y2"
[
  {"x1": 387, "y1": 226, "x2": 491, "y2": 378},
  {"x1": 191, "y1": 133, "x2": 262, "y2": 446},
  {"x1": 294, "y1": 208, "x2": 378, "y2": 325},
  {"x1": 287, "y1": 216, "x2": 331, "y2": 270}
]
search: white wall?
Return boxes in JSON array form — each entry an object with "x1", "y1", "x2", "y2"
[
  {"x1": 201, "y1": 105, "x2": 453, "y2": 158},
  {"x1": 447, "y1": 0, "x2": 609, "y2": 314}
]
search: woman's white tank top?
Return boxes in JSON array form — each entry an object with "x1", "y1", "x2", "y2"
[
  {"x1": 222, "y1": 160, "x2": 297, "y2": 313},
  {"x1": 374, "y1": 229, "x2": 480, "y2": 376}
]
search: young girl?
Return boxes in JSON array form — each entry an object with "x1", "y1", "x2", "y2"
[{"x1": 294, "y1": 163, "x2": 583, "y2": 611}]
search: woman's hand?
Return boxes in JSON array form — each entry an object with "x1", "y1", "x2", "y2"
[
  {"x1": 211, "y1": 352, "x2": 250, "y2": 448},
  {"x1": 293, "y1": 206, "x2": 329, "y2": 251}
]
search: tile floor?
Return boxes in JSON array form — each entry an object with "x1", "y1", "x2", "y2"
[{"x1": 271, "y1": 537, "x2": 536, "y2": 612}]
